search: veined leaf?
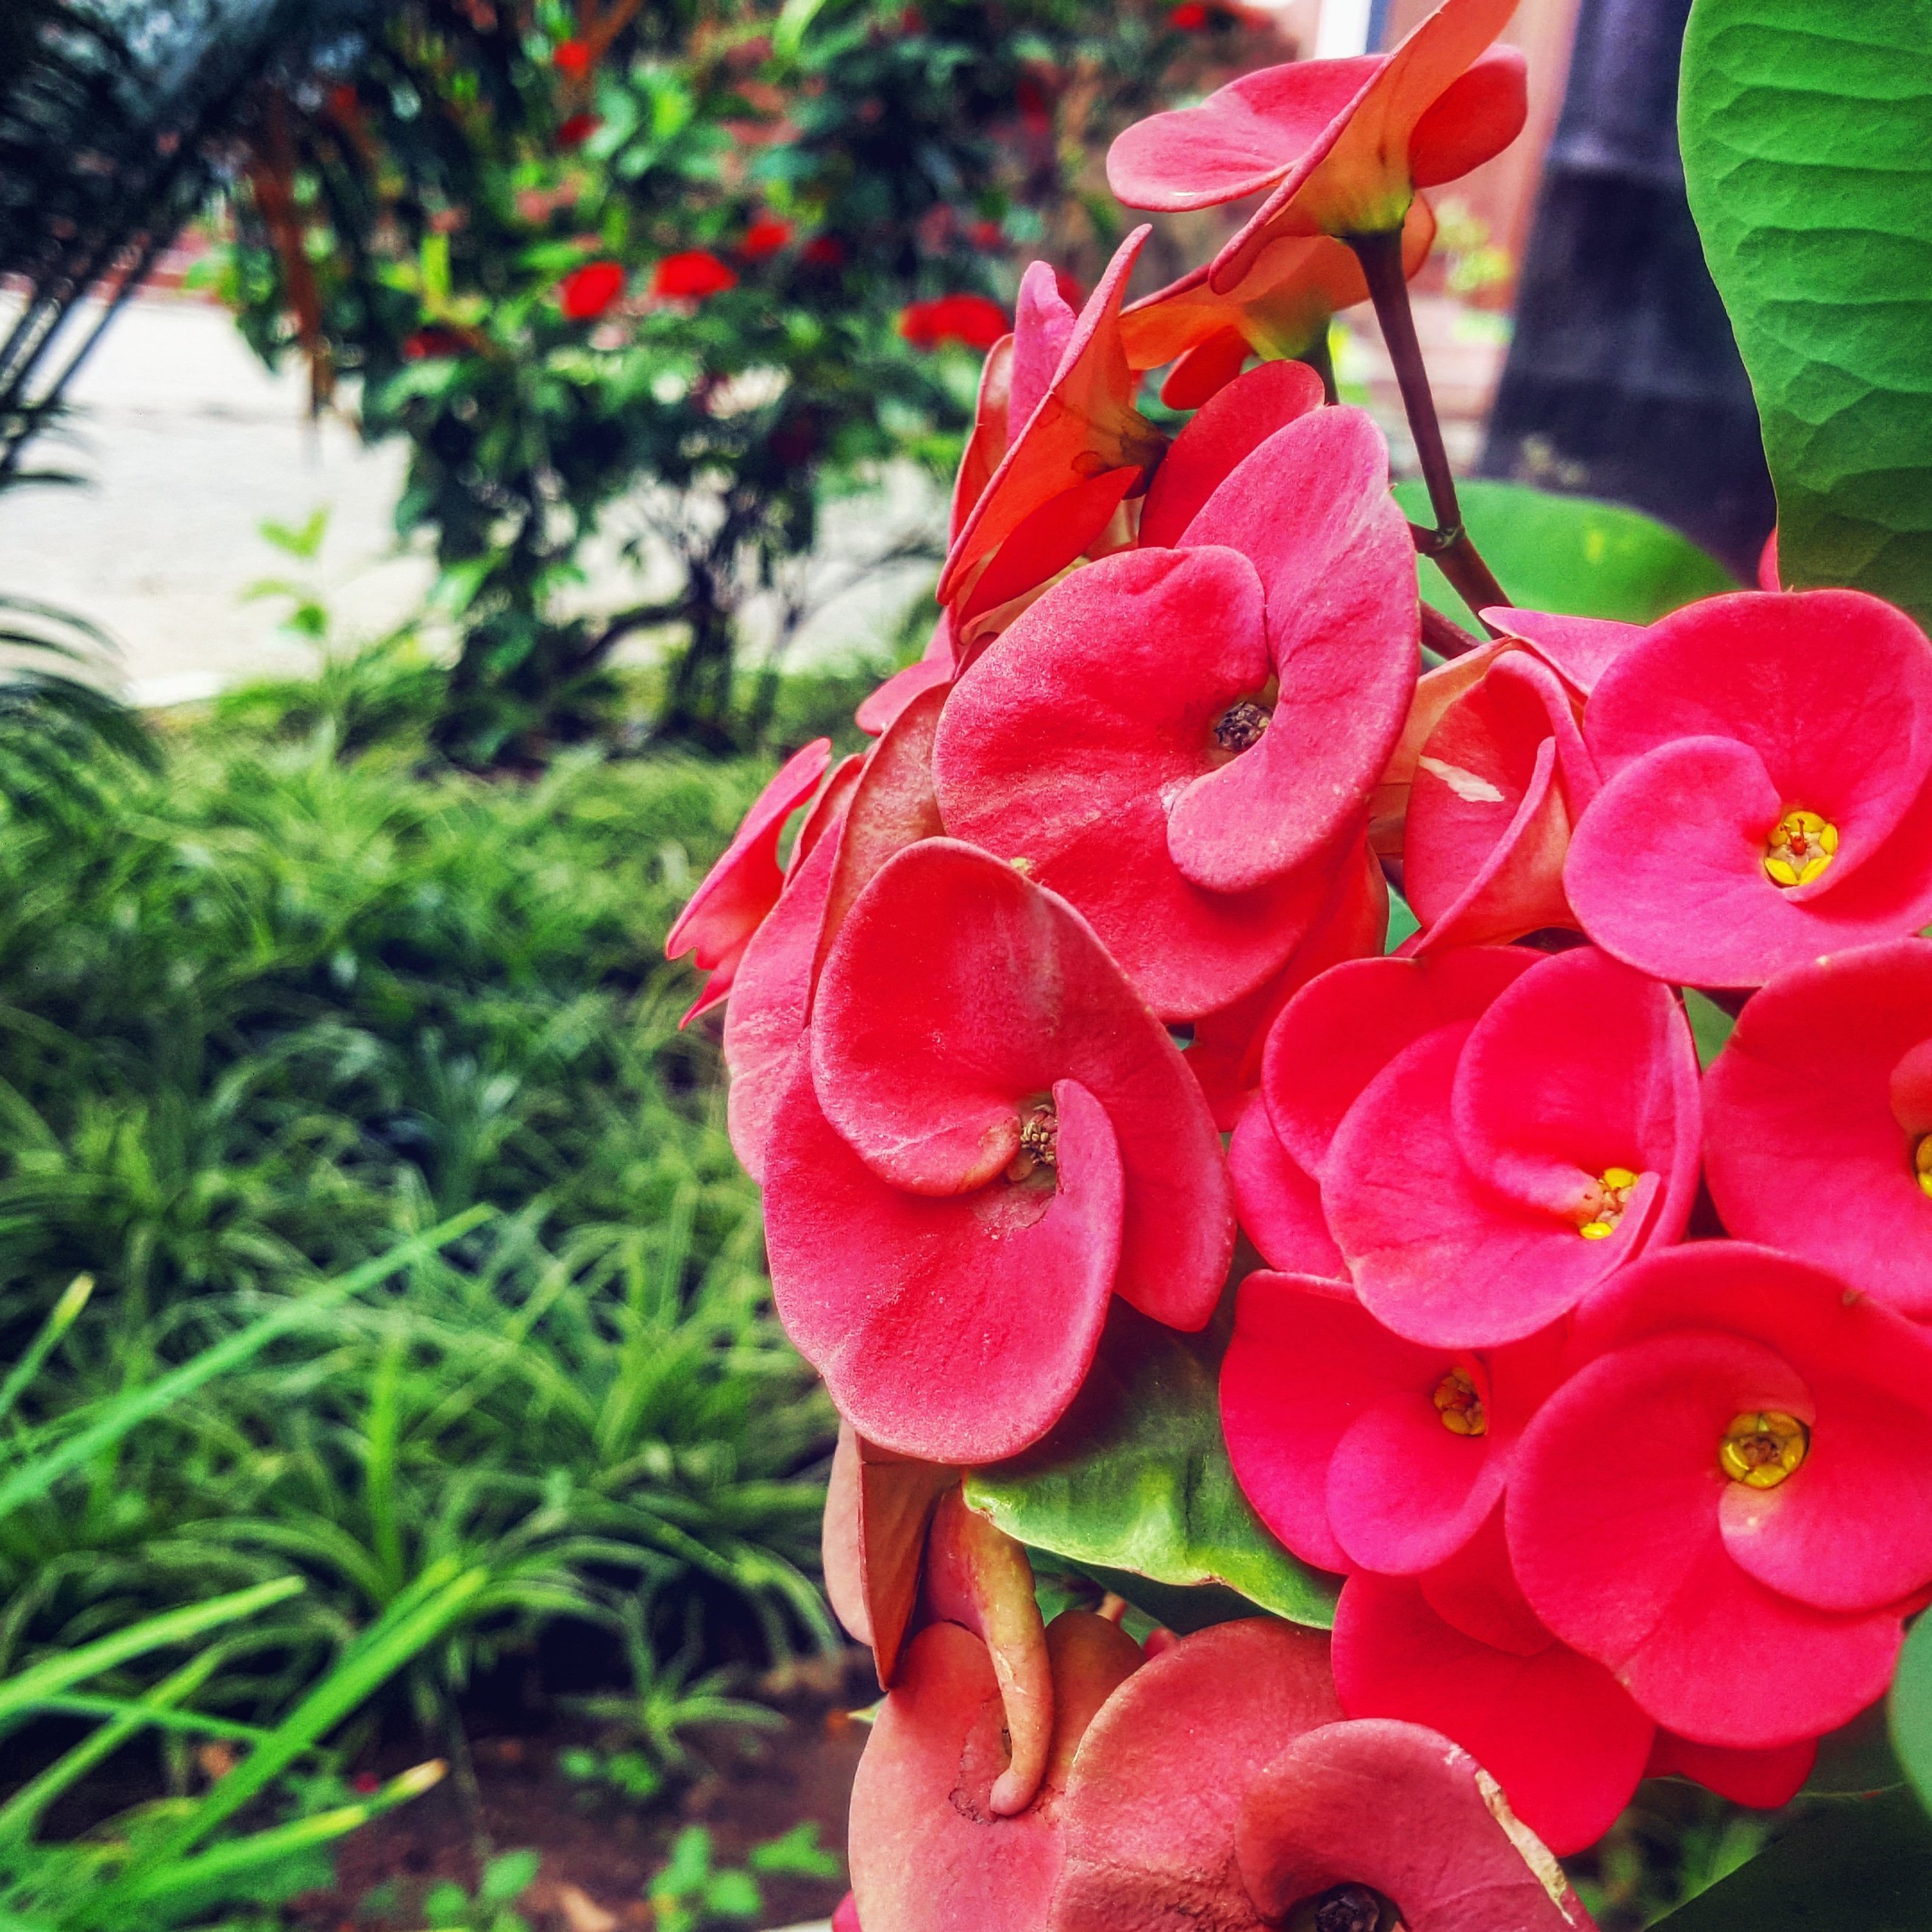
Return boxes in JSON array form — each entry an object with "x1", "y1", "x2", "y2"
[
  {"x1": 963, "y1": 1304, "x2": 1339, "y2": 1629},
  {"x1": 1396, "y1": 479, "x2": 1734, "y2": 632},
  {"x1": 1680, "y1": 0, "x2": 1932, "y2": 628}
]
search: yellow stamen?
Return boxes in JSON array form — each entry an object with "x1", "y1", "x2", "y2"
[
  {"x1": 1764, "y1": 809, "x2": 1838, "y2": 888},
  {"x1": 1719, "y1": 1410, "x2": 1808, "y2": 1489},
  {"x1": 1916, "y1": 1135, "x2": 1932, "y2": 1201},
  {"x1": 1432, "y1": 1366, "x2": 1487, "y2": 1438},
  {"x1": 1578, "y1": 1166, "x2": 1639, "y2": 1240}
]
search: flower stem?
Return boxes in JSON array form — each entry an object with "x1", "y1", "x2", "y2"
[
  {"x1": 1347, "y1": 228, "x2": 1508, "y2": 625},
  {"x1": 1297, "y1": 329, "x2": 1339, "y2": 406}
]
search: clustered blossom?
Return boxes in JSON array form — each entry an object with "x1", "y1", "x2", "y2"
[{"x1": 664, "y1": 0, "x2": 1932, "y2": 1919}]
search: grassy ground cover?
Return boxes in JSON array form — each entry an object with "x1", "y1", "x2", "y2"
[{"x1": 0, "y1": 643, "x2": 854, "y2": 1921}]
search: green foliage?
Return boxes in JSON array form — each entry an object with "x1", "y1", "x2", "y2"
[
  {"x1": 646, "y1": 1824, "x2": 827, "y2": 1932},
  {"x1": 418, "y1": 1847, "x2": 541, "y2": 1932},
  {"x1": 0, "y1": 660, "x2": 835, "y2": 1867},
  {"x1": 1394, "y1": 480, "x2": 1737, "y2": 633},
  {"x1": 1647, "y1": 1791, "x2": 1932, "y2": 1930},
  {"x1": 214, "y1": 0, "x2": 1185, "y2": 761},
  {"x1": 1680, "y1": 989, "x2": 1738, "y2": 1072},
  {"x1": 1892, "y1": 1614, "x2": 1932, "y2": 1821},
  {"x1": 963, "y1": 1305, "x2": 1341, "y2": 1631},
  {"x1": 1680, "y1": 0, "x2": 1932, "y2": 631}
]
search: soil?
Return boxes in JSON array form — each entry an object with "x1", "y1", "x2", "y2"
[{"x1": 289, "y1": 1651, "x2": 877, "y2": 1932}]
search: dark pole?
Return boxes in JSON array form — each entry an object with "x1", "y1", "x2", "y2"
[{"x1": 1478, "y1": 0, "x2": 1775, "y2": 580}]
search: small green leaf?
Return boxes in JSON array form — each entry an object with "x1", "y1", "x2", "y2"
[
  {"x1": 702, "y1": 1868, "x2": 762, "y2": 1919},
  {"x1": 1394, "y1": 480, "x2": 1735, "y2": 632},
  {"x1": 1681, "y1": 1, "x2": 1932, "y2": 631},
  {"x1": 964, "y1": 1305, "x2": 1339, "y2": 1628},
  {"x1": 480, "y1": 1850, "x2": 541, "y2": 1906},
  {"x1": 1647, "y1": 1789, "x2": 1932, "y2": 1928},
  {"x1": 748, "y1": 1821, "x2": 842, "y2": 1878},
  {"x1": 1682, "y1": 988, "x2": 1739, "y2": 1069},
  {"x1": 1385, "y1": 885, "x2": 1419, "y2": 955},
  {"x1": 1892, "y1": 1613, "x2": 1932, "y2": 1816}
]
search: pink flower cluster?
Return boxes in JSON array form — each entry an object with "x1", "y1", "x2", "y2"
[{"x1": 666, "y1": 0, "x2": 1932, "y2": 1919}]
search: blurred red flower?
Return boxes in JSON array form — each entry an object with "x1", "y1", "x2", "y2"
[
  {"x1": 557, "y1": 260, "x2": 625, "y2": 321},
  {"x1": 898, "y1": 293, "x2": 1010, "y2": 353},
  {"x1": 651, "y1": 251, "x2": 738, "y2": 299},
  {"x1": 556, "y1": 111, "x2": 601, "y2": 150},
  {"x1": 802, "y1": 235, "x2": 847, "y2": 268},
  {"x1": 740, "y1": 216, "x2": 795, "y2": 259},
  {"x1": 552, "y1": 38, "x2": 593, "y2": 80}
]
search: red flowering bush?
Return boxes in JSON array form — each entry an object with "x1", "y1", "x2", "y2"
[
  {"x1": 667, "y1": 0, "x2": 1932, "y2": 1917},
  {"x1": 555, "y1": 260, "x2": 626, "y2": 321}
]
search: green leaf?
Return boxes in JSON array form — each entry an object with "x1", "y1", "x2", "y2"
[
  {"x1": 1892, "y1": 1613, "x2": 1932, "y2": 1814},
  {"x1": 963, "y1": 1305, "x2": 1339, "y2": 1629},
  {"x1": 1385, "y1": 885, "x2": 1419, "y2": 955},
  {"x1": 480, "y1": 1850, "x2": 541, "y2": 1906},
  {"x1": 1683, "y1": 988, "x2": 1739, "y2": 1069},
  {"x1": 1648, "y1": 1789, "x2": 1932, "y2": 1928},
  {"x1": 747, "y1": 1821, "x2": 842, "y2": 1879},
  {"x1": 1393, "y1": 480, "x2": 1735, "y2": 631},
  {"x1": 1680, "y1": 1, "x2": 1932, "y2": 629}
]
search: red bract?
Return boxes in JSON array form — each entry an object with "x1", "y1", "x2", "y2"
[
  {"x1": 741, "y1": 215, "x2": 794, "y2": 258},
  {"x1": 664, "y1": 737, "x2": 832, "y2": 1024},
  {"x1": 1565, "y1": 589, "x2": 1932, "y2": 987},
  {"x1": 937, "y1": 230, "x2": 1167, "y2": 627},
  {"x1": 1508, "y1": 1243, "x2": 1932, "y2": 1747},
  {"x1": 557, "y1": 260, "x2": 625, "y2": 320},
  {"x1": 552, "y1": 37, "x2": 593, "y2": 79},
  {"x1": 763, "y1": 840, "x2": 1232, "y2": 1463},
  {"x1": 1324, "y1": 945, "x2": 1701, "y2": 1348},
  {"x1": 1402, "y1": 649, "x2": 1603, "y2": 951},
  {"x1": 848, "y1": 1611, "x2": 1144, "y2": 1932},
  {"x1": 1222, "y1": 1272, "x2": 1564, "y2": 1576},
  {"x1": 933, "y1": 393, "x2": 1416, "y2": 1020},
  {"x1": 1107, "y1": 0, "x2": 1525, "y2": 288},
  {"x1": 1119, "y1": 202, "x2": 1434, "y2": 408},
  {"x1": 1050, "y1": 1619, "x2": 1340, "y2": 1931},
  {"x1": 1645, "y1": 1730, "x2": 1814, "y2": 1810},
  {"x1": 1704, "y1": 938, "x2": 1932, "y2": 1314},
  {"x1": 1333, "y1": 1572, "x2": 1653, "y2": 1856},
  {"x1": 1230, "y1": 947, "x2": 1533, "y2": 1276},
  {"x1": 899, "y1": 293, "x2": 1010, "y2": 352},
  {"x1": 652, "y1": 249, "x2": 738, "y2": 299},
  {"x1": 1236, "y1": 1719, "x2": 1597, "y2": 1931}
]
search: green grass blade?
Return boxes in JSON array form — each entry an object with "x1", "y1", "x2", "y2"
[
  {"x1": 93, "y1": 1566, "x2": 488, "y2": 1892},
  {"x1": 0, "y1": 1208, "x2": 489, "y2": 1522},
  {"x1": 0, "y1": 1577, "x2": 303, "y2": 1731},
  {"x1": 0, "y1": 1275, "x2": 93, "y2": 1428}
]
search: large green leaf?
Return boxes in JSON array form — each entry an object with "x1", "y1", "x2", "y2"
[
  {"x1": 1650, "y1": 1791, "x2": 1932, "y2": 1929},
  {"x1": 1680, "y1": 1, "x2": 1932, "y2": 629},
  {"x1": 1394, "y1": 479, "x2": 1735, "y2": 633},
  {"x1": 963, "y1": 1305, "x2": 1339, "y2": 1629},
  {"x1": 1892, "y1": 1612, "x2": 1932, "y2": 1814}
]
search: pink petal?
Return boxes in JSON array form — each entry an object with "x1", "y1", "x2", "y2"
[
  {"x1": 1222, "y1": 1269, "x2": 1440, "y2": 1573},
  {"x1": 1052, "y1": 1619, "x2": 1341, "y2": 1932},
  {"x1": 1010, "y1": 260, "x2": 1080, "y2": 432},
  {"x1": 1481, "y1": 607, "x2": 1645, "y2": 696},
  {"x1": 1236, "y1": 1718, "x2": 1597, "y2": 1931},
  {"x1": 765, "y1": 1061, "x2": 1122, "y2": 1464},
  {"x1": 1228, "y1": 1106, "x2": 1347, "y2": 1277},
  {"x1": 810, "y1": 840, "x2": 1233, "y2": 1329},
  {"x1": 1645, "y1": 1730, "x2": 1815, "y2": 1809},
  {"x1": 1410, "y1": 47, "x2": 1529, "y2": 188},
  {"x1": 1333, "y1": 1574, "x2": 1654, "y2": 1856},
  {"x1": 1703, "y1": 938, "x2": 1932, "y2": 1316}
]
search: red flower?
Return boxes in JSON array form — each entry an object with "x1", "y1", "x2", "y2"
[
  {"x1": 556, "y1": 260, "x2": 625, "y2": 320},
  {"x1": 1565, "y1": 588, "x2": 1932, "y2": 987},
  {"x1": 651, "y1": 249, "x2": 738, "y2": 299},
  {"x1": 1170, "y1": 1, "x2": 1211, "y2": 26},
  {"x1": 1237, "y1": 1719, "x2": 1597, "y2": 1929},
  {"x1": 933, "y1": 383, "x2": 1415, "y2": 1021},
  {"x1": 1703, "y1": 936, "x2": 1932, "y2": 1317},
  {"x1": 762, "y1": 839, "x2": 1233, "y2": 1464},
  {"x1": 831, "y1": 1895, "x2": 860, "y2": 1932},
  {"x1": 937, "y1": 233, "x2": 1164, "y2": 627},
  {"x1": 664, "y1": 737, "x2": 833, "y2": 1025},
  {"x1": 801, "y1": 234, "x2": 847, "y2": 267},
  {"x1": 1508, "y1": 1243, "x2": 1932, "y2": 1747},
  {"x1": 1222, "y1": 1273, "x2": 1564, "y2": 1578},
  {"x1": 351, "y1": 1771, "x2": 381, "y2": 1794},
  {"x1": 401, "y1": 325, "x2": 470, "y2": 361},
  {"x1": 556, "y1": 110, "x2": 601, "y2": 149},
  {"x1": 898, "y1": 293, "x2": 1010, "y2": 352},
  {"x1": 740, "y1": 215, "x2": 794, "y2": 259},
  {"x1": 968, "y1": 218, "x2": 1005, "y2": 251},
  {"x1": 552, "y1": 37, "x2": 593, "y2": 80},
  {"x1": 1108, "y1": 0, "x2": 1526, "y2": 291}
]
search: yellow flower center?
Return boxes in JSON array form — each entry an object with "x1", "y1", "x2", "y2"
[
  {"x1": 1916, "y1": 1134, "x2": 1932, "y2": 1200},
  {"x1": 1432, "y1": 1366, "x2": 1486, "y2": 1438},
  {"x1": 1764, "y1": 809, "x2": 1838, "y2": 888},
  {"x1": 1719, "y1": 1410, "x2": 1808, "y2": 1489},
  {"x1": 1579, "y1": 1166, "x2": 1639, "y2": 1240}
]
